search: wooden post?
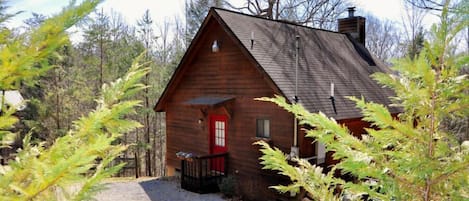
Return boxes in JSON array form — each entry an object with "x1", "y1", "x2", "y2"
[
  {"x1": 134, "y1": 152, "x2": 139, "y2": 178},
  {"x1": 181, "y1": 160, "x2": 185, "y2": 187}
]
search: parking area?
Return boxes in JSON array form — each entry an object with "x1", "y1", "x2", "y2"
[{"x1": 94, "y1": 177, "x2": 226, "y2": 201}]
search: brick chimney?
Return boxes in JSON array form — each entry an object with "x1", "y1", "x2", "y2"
[{"x1": 338, "y1": 7, "x2": 366, "y2": 45}]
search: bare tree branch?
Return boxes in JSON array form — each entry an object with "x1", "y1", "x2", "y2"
[{"x1": 232, "y1": 0, "x2": 349, "y2": 28}]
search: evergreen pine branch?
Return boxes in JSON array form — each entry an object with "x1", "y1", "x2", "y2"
[
  {"x1": 255, "y1": 1, "x2": 468, "y2": 200},
  {"x1": 0, "y1": 55, "x2": 149, "y2": 200},
  {"x1": 0, "y1": 1, "x2": 152, "y2": 200}
]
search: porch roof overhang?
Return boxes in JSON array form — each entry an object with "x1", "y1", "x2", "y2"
[{"x1": 184, "y1": 96, "x2": 235, "y2": 108}]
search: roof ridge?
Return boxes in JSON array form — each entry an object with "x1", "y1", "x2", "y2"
[{"x1": 210, "y1": 7, "x2": 342, "y2": 35}]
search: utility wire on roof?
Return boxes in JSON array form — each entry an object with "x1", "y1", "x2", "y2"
[{"x1": 294, "y1": 35, "x2": 300, "y2": 103}]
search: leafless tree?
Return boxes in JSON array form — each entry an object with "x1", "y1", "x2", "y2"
[
  {"x1": 230, "y1": 0, "x2": 278, "y2": 19},
  {"x1": 157, "y1": 19, "x2": 171, "y2": 65},
  {"x1": 137, "y1": 9, "x2": 156, "y2": 177},
  {"x1": 228, "y1": 0, "x2": 351, "y2": 29},
  {"x1": 365, "y1": 14, "x2": 403, "y2": 63},
  {"x1": 405, "y1": 0, "x2": 464, "y2": 11},
  {"x1": 406, "y1": 0, "x2": 468, "y2": 142},
  {"x1": 406, "y1": 0, "x2": 468, "y2": 53},
  {"x1": 401, "y1": 0, "x2": 427, "y2": 59}
]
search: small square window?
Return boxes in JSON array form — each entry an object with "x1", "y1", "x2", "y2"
[{"x1": 256, "y1": 119, "x2": 270, "y2": 138}]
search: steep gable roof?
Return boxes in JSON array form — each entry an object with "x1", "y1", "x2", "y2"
[
  {"x1": 213, "y1": 8, "x2": 398, "y2": 120},
  {"x1": 155, "y1": 7, "x2": 399, "y2": 120}
]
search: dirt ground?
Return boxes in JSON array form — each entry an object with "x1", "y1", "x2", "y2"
[{"x1": 93, "y1": 177, "x2": 227, "y2": 201}]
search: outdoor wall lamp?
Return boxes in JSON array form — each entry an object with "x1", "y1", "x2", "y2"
[{"x1": 211, "y1": 40, "x2": 220, "y2": 53}]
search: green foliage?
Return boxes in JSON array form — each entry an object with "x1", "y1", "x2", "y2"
[
  {"x1": 256, "y1": 1, "x2": 469, "y2": 200},
  {"x1": 0, "y1": 105, "x2": 17, "y2": 147},
  {"x1": 0, "y1": 0, "x2": 151, "y2": 200},
  {"x1": 0, "y1": 58, "x2": 149, "y2": 201},
  {"x1": 0, "y1": 0, "x2": 101, "y2": 147},
  {"x1": 256, "y1": 140, "x2": 342, "y2": 200},
  {"x1": 0, "y1": 0, "x2": 100, "y2": 89},
  {"x1": 218, "y1": 175, "x2": 237, "y2": 198},
  {"x1": 407, "y1": 27, "x2": 425, "y2": 60}
]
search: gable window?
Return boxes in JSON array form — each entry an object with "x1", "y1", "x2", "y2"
[{"x1": 256, "y1": 119, "x2": 270, "y2": 138}]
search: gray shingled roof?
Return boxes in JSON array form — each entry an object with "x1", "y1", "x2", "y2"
[{"x1": 214, "y1": 8, "x2": 399, "y2": 120}]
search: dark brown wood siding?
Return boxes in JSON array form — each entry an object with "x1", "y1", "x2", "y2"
[
  {"x1": 323, "y1": 118, "x2": 371, "y2": 166},
  {"x1": 163, "y1": 18, "x2": 294, "y2": 200}
]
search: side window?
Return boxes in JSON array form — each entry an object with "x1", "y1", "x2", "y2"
[{"x1": 256, "y1": 119, "x2": 270, "y2": 138}]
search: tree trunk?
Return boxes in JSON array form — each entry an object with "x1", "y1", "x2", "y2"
[
  {"x1": 55, "y1": 68, "x2": 61, "y2": 132},
  {"x1": 160, "y1": 113, "x2": 165, "y2": 176},
  {"x1": 99, "y1": 36, "x2": 104, "y2": 87},
  {"x1": 135, "y1": 128, "x2": 140, "y2": 178},
  {"x1": 134, "y1": 152, "x2": 139, "y2": 178},
  {"x1": 145, "y1": 74, "x2": 152, "y2": 176},
  {"x1": 152, "y1": 115, "x2": 157, "y2": 176},
  {"x1": 99, "y1": 9, "x2": 105, "y2": 88}
]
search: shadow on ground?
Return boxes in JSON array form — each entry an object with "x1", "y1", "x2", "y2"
[
  {"x1": 138, "y1": 178, "x2": 226, "y2": 201},
  {"x1": 94, "y1": 177, "x2": 225, "y2": 201}
]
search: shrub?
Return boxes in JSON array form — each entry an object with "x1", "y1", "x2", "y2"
[{"x1": 219, "y1": 175, "x2": 237, "y2": 198}]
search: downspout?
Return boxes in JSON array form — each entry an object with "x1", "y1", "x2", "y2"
[
  {"x1": 291, "y1": 35, "x2": 300, "y2": 158},
  {"x1": 294, "y1": 35, "x2": 299, "y2": 147}
]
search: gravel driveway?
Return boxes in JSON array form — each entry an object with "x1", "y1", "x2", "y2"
[{"x1": 94, "y1": 177, "x2": 226, "y2": 201}]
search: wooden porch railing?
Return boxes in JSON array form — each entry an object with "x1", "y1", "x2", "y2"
[{"x1": 179, "y1": 152, "x2": 228, "y2": 193}]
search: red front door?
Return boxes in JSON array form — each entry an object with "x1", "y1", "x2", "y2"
[
  {"x1": 210, "y1": 114, "x2": 228, "y2": 154},
  {"x1": 209, "y1": 114, "x2": 227, "y2": 171}
]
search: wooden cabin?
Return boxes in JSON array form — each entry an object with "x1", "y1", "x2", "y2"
[{"x1": 154, "y1": 7, "x2": 399, "y2": 201}]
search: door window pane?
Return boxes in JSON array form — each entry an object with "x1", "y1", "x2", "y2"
[{"x1": 215, "y1": 120, "x2": 225, "y2": 146}]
